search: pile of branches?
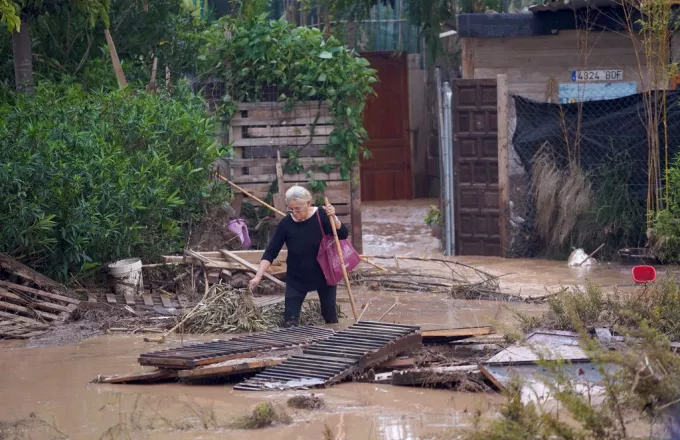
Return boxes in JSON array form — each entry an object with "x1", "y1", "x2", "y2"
[
  {"x1": 351, "y1": 256, "x2": 526, "y2": 302},
  {"x1": 180, "y1": 284, "x2": 344, "y2": 334}
]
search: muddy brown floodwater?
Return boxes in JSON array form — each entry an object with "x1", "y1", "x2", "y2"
[
  {"x1": 0, "y1": 334, "x2": 503, "y2": 439},
  {"x1": 0, "y1": 199, "x2": 671, "y2": 439}
]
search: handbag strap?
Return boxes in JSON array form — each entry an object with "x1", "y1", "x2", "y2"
[{"x1": 315, "y1": 209, "x2": 325, "y2": 236}]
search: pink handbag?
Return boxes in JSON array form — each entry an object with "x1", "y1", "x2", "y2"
[{"x1": 316, "y1": 211, "x2": 360, "y2": 286}]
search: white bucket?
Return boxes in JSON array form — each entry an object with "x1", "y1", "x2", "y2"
[{"x1": 108, "y1": 258, "x2": 144, "y2": 296}]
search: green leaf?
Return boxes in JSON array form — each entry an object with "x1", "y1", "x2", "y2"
[
  {"x1": 317, "y1": 73, "x2": 327, "y2": 82},
  {"x1": 318, "y1": 51, "x2": 332, "y2": 59}
]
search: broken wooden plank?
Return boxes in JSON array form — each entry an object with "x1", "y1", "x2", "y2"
[
  {"x1": 91, "y1": 369, "x2": 178, "y2": 384},
  {"x1": 391, "y1": 365, "x2": 481, "y2": 387},
  {"x1": 160, "y1": 295, "x2": 172, "y2": 308},
  {"x1": 177, "y1": 357, "x2": 284, "y2": 380},
  {"x1": 0, "y1": 280, "x2": 79, "y2": 305},
  {"x1": 142, "y1": 294, "x2": 154, "y2": 306},
  {"x1": 0, "y1": 329, "x2": 47, "y2": 339},
  {"x1": 375, "y1": 357, "x2": 417, "y2": 370},
  {"x1": 123, "y1": 293, "x2": 136, "y2": 306},
  {"x1": 220, "y1": 249, "x2": 285, "y2": 287},
  {"x1": 0, "y1": 254, "x2": 67, "y2": 294},
  {"x1": 0, "y1": 310, "x2": 49, "y2": 328},
  {"x1": 106, "y1": 294, "x2": 117, "y2": 304},
  {"x1": 0, "y1": 288, "x2": 74, "y2": 314},
  {"x1": 422, "y1": 326, "x2": 494, "y2": 344},
  {"x1": 0, "y1": 299, "x2": 60, "y2": 321}
]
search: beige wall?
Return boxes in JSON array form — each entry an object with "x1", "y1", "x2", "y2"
[{"x1": 464, "y1": 30, "x2": 651, "y2": 102}]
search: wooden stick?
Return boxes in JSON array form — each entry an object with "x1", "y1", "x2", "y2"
[
  {"x1": 360, "y1": 256, "x2": 387, "y2": 272},
  {"x1": 220, "y1": 249, "x2": 285, "y2": 288},
  {"x1": 217, "y1": 174, "x2": 285, "y2": 217},
  {"x1": 324, "y1": 197, "x2": 358, "y2": 321},
  {"x1": 357, "y1": 302, "x2": 370, "y2": 321},
  {"x1": 103, "y1": 29, "x2": 127, "y2": 89},
  {"x1": 377, "y1": 301, "x2": 398, "y2": 322},
  {"x1": 578, "y1": 243, "x2": 605, "y2": 267}
]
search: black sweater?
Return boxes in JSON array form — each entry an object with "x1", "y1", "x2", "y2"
[{"x1": 262, "y1": 208, "x2": 349, "y2": 292}]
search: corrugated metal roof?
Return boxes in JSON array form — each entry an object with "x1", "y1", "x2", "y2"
[{"x1": 529, "y1": 0, "x2": 618, "y2": 13}]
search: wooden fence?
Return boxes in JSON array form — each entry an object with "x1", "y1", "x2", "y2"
[{"x1": 219, "y1": 102, "x2": 362, "y2": 251}]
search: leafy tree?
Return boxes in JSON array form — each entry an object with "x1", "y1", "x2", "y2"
[{"x1": 0, "y1": 0, "x2": 109, "y2": 92}]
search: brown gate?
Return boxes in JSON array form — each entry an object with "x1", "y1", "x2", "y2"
[
  {"x1": 452, "y1": 79, "x2": 501, "y2": 256},
  {"x1": 360, "y1": 52, "x2": 412, "y2": 201}
]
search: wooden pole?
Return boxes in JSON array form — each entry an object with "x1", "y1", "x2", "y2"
[
  {"x1": 104, "y1": 29, "x2": 127, "y2": 89},
  {"x1": 578, "y1": 243, "x2": 605, "y2": 267},
  {"x1": 219, "y1": 249, "x2": 285, "y2": 288},
  {"x1": 274, "y1": 150, "x2": 287, "y2": 213},
  {"x1": 325, "y1": 196, "x2": 359, "y2": 321},
  {"x1": 217, "y1": 174, "x2": 285, "y2": 217},
  {"x1": 497, "y1": 73, "x2": 509, "y2": 257}
]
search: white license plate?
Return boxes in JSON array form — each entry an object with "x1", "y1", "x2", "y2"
[{"x1": 571, "y1": 70, "x2": 624, "y2": 82}]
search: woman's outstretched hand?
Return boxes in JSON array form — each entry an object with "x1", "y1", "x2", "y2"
[{"x1": 248, "y1": 274, "x2": 262, "y2": 292}]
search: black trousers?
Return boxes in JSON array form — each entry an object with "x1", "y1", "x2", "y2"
[{"x1": 283, "y1": 284, "x2": 338, "y2": 327}]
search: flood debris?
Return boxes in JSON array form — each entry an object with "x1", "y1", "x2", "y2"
[
  {"x1": 351, "y1": 255, "x2": 532, "y2": 302},
  {"x1": 90, "y1": 369, "x2": 178, "y2": 384},
  {"x1": 287, "y1": 394, "x2": 326, "y2": 410},
  {"x1": 392, "y1": 365, "x2": 492, "y2": 392},
  {"x1": 0, "y1": 253, "x2": 80, "y2": 339},
  {"x1": 179, "y1": 284, "x2": 344, "y2": 334},
  {"x1": 422, "y1": 326, "x2": 494, "y2": 344},
  {"x1": 230, "y1": 402, "x2": 291, "y2": 429}
]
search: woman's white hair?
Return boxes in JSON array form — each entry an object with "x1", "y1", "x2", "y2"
[{"x1": 285, "y1": 185, "x2": 312, "y2": 204}]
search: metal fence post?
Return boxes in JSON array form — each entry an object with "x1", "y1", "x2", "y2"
[{"x1": 443, "y1": 81, "x2": 454, "y2": 256}]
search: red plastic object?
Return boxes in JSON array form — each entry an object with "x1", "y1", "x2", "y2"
[{"x1": 632, "y1": 265, "x2": 656, "y2": 284}]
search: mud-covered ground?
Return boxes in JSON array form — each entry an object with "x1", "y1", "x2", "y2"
[{"x1": 0, "y1": 199, "x2": 659, "y2": 439}]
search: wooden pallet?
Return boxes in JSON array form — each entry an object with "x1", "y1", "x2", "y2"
[
  {"x1": 0, "y1": 280, "x2": 80, "y2": 339},
  {"x1": 225, "y1": 102, "x2": 353, "y2": 229},
  {"x1": 235, "y1": 322, "x2": 422, "y2": 391},
  {"x1": 84, "y1": 290, "x2": 190, "y2": 310},
  {"x1": 138, "y1": 326, "x2": 335, "y2": 369}
]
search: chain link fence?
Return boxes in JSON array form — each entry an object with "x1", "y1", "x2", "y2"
[{"x1": 506, "y1": 84, "x2": 680, "y2": 259}]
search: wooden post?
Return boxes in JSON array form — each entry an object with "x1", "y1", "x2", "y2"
[
  {"x1": 274, "y1": 150, "x2": 287, "y2": 213},
  {"x1": 104, "y1": 29, "x2": 127, "y2": 89},
  {"x1": 497, "y1": 74, "x2": 509, "y2": 258},
  {"x1": 461, "y1": 38, "x2": 475, "y2": 79}
]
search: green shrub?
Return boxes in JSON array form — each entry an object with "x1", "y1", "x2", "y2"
[
  {"x1": 650, "y1": 152, "x2": 680, "y2": 263},
  {"x1": 0, "y1": 80, "x2": 226, "y2": 280},
  {"x1": 517, "y1": 278, "x2": 680, "y2": 341},
  {"x1": 197, "y1": 16, "x2": 378, "y2": 178}
]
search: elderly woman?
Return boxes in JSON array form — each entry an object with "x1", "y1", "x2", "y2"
[{"x1": 249, "y1": 185, "x2": 349, "y2": 327}]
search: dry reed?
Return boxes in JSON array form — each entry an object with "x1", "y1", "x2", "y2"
[
  {"x1": 180, "y1": 284, "x2": 344, "y2": 334},
  {"x1": 532, "y1": 149, "x2": 592, "y2": 249}
]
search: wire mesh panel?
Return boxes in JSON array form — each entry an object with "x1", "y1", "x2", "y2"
[{"x1": 506, "y1": 85, "x2": 680, "y2": 259}]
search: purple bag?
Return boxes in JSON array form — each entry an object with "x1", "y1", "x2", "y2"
[
  {"x1": 227, "y1": 219, "x2": 251, "y2": 249},
  {"x1": 316, "y1": 211, "x2": 360, "y2": 286}
]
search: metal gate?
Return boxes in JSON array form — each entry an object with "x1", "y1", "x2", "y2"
[{"x1": 452, "y1": 79, "x2": 502, "y2": 256}]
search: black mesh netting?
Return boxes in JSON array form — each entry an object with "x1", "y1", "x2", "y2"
[{"x1": 508, "y1": 91, "x2": 680, "y2": 258}]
